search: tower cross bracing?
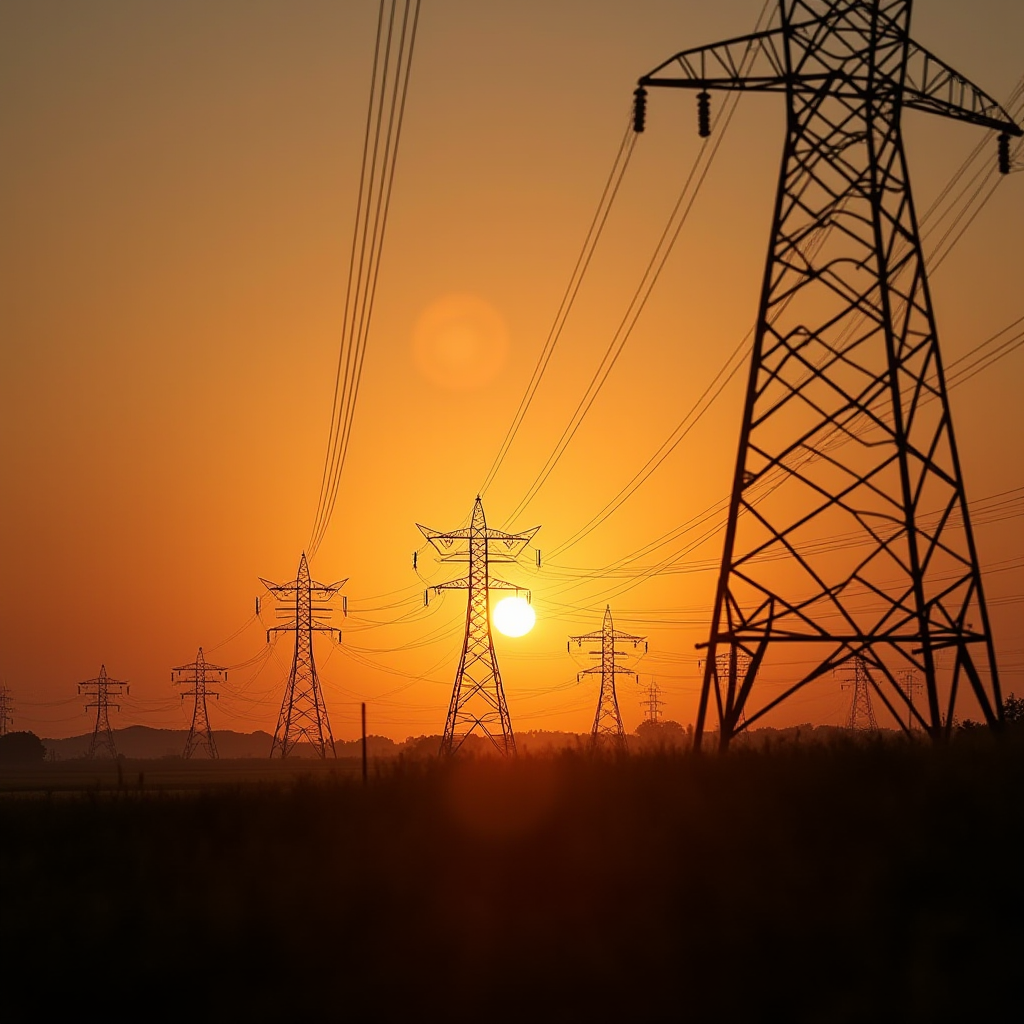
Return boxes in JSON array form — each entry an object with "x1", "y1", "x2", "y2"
[
  {"x1": 262, "y1": 553, "x2": 346, "y2": 759},
  {"x1": 570, "y1": 606, "x2": 647, "y2": 749},
  {"x1": 418, "y1": 497, "x2": 538, "y2": 757},
  {"x1": 636, "y1": 0, "x2": 1022, "y2": 748},
  {"x1": 172, "y1": 647, "x2": 226, "y2": 759}
]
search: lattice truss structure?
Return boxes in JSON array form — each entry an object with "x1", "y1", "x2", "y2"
[
  {"x1": 637, "y1": 0, "x2": 1022, "y2": 747},
  {"x1": 261, "y1": 553, "x2": 345, "y2": 759},
  {"x1": 640, "y1": 680, "x2": 665, "y2": 725},
  {"x1": 570, "y1": 606, "x2": 647, "y2": 748},
  {"x1": 172, "y1": 647, "x2": 225, "y2": 759},
  {"x1": 419, "y1": 497, "x2": 538, "y2": 757},
  {"x1": 0, "y1": 685, "x2": 13, "y2": 736},
  {"x1": 77, "y1": 664, "x2": 127, "y2": 759},
  {"x1": 836, "y1": 655, "x2": 879, "y2": 730}
]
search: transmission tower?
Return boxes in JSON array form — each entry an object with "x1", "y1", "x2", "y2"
[
  {"x1": 77, "y1": 665, "x2": 128, "y2": 759},
  {"x1": 0, "y1": 685, "x2": 13, "y2": 736},
  {"x1": 261, "y1": 553, "x2": 345, "y2": 759},
  {"x1": 636, "y1": 0, "x2": 1021, "y2": 748},
  {"x1": 569, "y1": 606, "x2": 647, "y2": 749},
  {"x1": 418, "y1": 496, "x2": 538, "y2": 756},
  {"x1": 837, "y1": 656, "x2": 879, "y2": 731},
  {"x1": 900, "y1": 668, "x2": 923, "y2": 731},
  {"x1": 640, "y1": 679, "x2": 664, "y2": 725},
  {"x1": 172, "y1": 647, "x2": 226, "y2": 759}
]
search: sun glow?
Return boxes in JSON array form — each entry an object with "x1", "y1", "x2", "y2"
[{"x1": 492, "y1": 595, "x2": 536, "y2": 638}]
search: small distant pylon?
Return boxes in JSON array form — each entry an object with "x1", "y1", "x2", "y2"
[
  {"x1": 172, "y1": 647, "x2": 226, "y2": 759},
  {"x1": 418, "y1": 497, "x2": 539, "y2": 757},
  {"x1": 261, "y1": 553, "x2": 346, "y2": 759},
  {"x1": 837, "y1": 656, "x2": 878, "y2": 731},
  {"x1": 570, "y1": 606, "x2": 647, "y2": 750},
  {"x1": 0, "y1": 685, "x2": 14, "y2": 736},
  {"x1": 640, "y1": 679, "x2": 664, "y2": 725},
  {"x1": 900, "y1": 669, "x2": 923, "y2": 731},
  {"x1": 77, "y1": 665, "x2": 128, "y2": 759}
]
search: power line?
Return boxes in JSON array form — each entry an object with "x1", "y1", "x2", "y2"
[
  {"x1": 309, "y1": 0, "x2": 422, "y2": 559},
  {"x1": 542, "y1": 81, "x2": 1024, "y2": 562},
  {"x1": 478, "y1": 115, "x2": 639, "y2": 496},
  {"x1": 500, "y1": 0, "x2": 775, "y2": 528}
]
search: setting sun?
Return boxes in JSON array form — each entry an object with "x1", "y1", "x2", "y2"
[{"x1": 492, "y1": 596, "x2": 536, "y2": 638}]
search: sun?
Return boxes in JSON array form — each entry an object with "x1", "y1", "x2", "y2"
[{"x1": 492, "y1": 596, "x2": 536, "y2": 638}]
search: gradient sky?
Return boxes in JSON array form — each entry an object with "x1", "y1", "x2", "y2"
[{"x1": 2, "y1": 0, "x2": 1022, "y2": 743}]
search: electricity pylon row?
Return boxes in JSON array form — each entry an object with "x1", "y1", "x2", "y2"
[
  {"x1": 570, "y1": 606, "x2": 646, "y2": 750},
  {"x1": 77, "y1": 665, "x2": 128, "y2": 759},
  {"x1": 58, "y1": 5, "x2": 1018, "y2": 758},
  {"x1": 261, "y1": 553, "x2": 345, "y2": 759},
  {"x1": 837, "y1": 656, "x2": 878, "y2": 732},
  {"x1": 640, "y1": 680, "x2": 664, "y2": 725},
  {"x1": 418, "y1": 496, "x2": 539, "y2": 756},
  {"x1": 172, "y1": 648, "x2": 226, "y2": 759},
  {"x1": 636, "y1": 0, "x2": 1020, "y2": 748}
]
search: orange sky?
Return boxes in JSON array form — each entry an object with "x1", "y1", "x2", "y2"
[{"x1": 2, "y1": 0, "x2": 1022, "y2": 743}]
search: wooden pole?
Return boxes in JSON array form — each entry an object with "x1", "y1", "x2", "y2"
[{"x1": 361, "y1": 702, "x2": 367, "y2": 786}]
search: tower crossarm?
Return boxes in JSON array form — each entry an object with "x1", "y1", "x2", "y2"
[
  {"x1": 171, "y1": 660, "x2": 227, "y2": 676},
  {"x1": 579, "y1": 664, "x2": 636, "y2": 677},
  {"x1": 417, "y1": 523, "x2": 539, "y2": 560},
  {"x1": 639, "y1": 19, "x2": 1022, "y2": 137},
  {"x1": 266, "y1": 621, "x2": 336, "y2": 635},
  {"x1": 432, "y1": 576, "x2": 521, "y2": 593},
  {"x1": 639, "y1": 26, "x2": 787, "y2": 92},
  {"x1": 259, "y1": 577, "x2": 347, "y2": 597},
  {"x1": 902, "y1": 42, "x2": 1022, "y2": 135},
  {"x1": 77, "y1": 677, "x2": 127, "y2": 691}
]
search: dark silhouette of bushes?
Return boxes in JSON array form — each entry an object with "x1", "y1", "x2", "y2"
[
  {"x1": 0, "y1": 731, "x2": 45, "y2": 763},
  {"x1": 0, "y1": 735, "x2": 1021, "y2": 1022}
]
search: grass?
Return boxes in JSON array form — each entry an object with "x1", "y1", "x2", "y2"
[{"x1": 1, "y1": 733, "x2": 1021, "y2": 1023}]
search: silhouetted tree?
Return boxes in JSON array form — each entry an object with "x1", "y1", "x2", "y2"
[
  {"x1": 635, "y1": 719, "x2": 688, "y2": 750},
  {"x1": 0, "y1": 731, "x2": 46, "y2": 763},
  {"x1": 1002, "y1": 692, "x2": 1023, "y2": 725}
]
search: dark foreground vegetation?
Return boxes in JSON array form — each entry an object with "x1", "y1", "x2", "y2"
[{"x1": 2, "y1": 733, "x2": 1021, "y2": 1023}]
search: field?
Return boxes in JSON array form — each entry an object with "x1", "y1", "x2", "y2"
[{"x1": 1, "y1": 734, "x2": 1021, "y2": 1023}]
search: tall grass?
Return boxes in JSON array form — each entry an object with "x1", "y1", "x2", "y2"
[{"x1": 1, "y1": 733, "x2": 1021, "y2": 1023}]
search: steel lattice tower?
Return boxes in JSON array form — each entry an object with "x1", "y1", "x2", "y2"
[
  {"x1": 641, "y1": 680, "x2": 664, "y2": 725},
  {"x1": 77, "y1": 665, "x2": 127, "y2": 759},
  {"x1": 172, "y1": 647, "x2": 226, "y2": 759},
  {"x1": 418, "y1": 497, "x2": 538, "y2": 756},
  {"x1": 261, "y1": 553, "x2": 346, "y2": 759},
  {"x1": 0, "y1": 685, "x2": 13, "y2": 736},
  {"x1": 570, "y1": 606, "x2": 647, "y2": 749},
  {"x1": 838, "y1": 656, "x2": 879, "y2": 730},
  {"x1": 636, "y1": 0, "x2": 1021, "y2": 749}
]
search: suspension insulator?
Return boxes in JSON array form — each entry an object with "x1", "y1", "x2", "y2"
[
  {"x1": 633, "y1": 85, "x2": 647, "y2": 133},
  {"x1": 998, "y1": 132, "x2": 1011, "y2": 174},
  {"x1": 697, "y1": 91, "x2": 711, "y2": 138}
]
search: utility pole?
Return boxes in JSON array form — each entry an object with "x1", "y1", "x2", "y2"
[
  {"x1": 640, "y1": 679, "x2": 664, "y2": 726},
  {"x1": 261, "y1": 553, "x2": 346, "y2": 759},
  {"x1": 418, "y1": 496, "x2": 539, "y2": 756},
  {"x1": 77, "y1": 665, "x2": 128, "y2": 759},
  {"x1": 900, "y1": 669, "x2": 923, "y2": 732},
  {"x1": 635, "y1": 0, "x2": 1020, "y2": 748},
  {"x1": 172, "y1": 647, "x2": 226, "y2": 759},
  {"x1": 569, "y1": 606, "x2": 647, "y2": 750},
  {"x1": 837, "y1": 656, "x2": 878, "y2": 731},
  {"x1": 0, "y1": 685, "x2": 13, "y2": 736},
  {"x1": 361, "y1": 702, "x2": 368, "y2": 785}
]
